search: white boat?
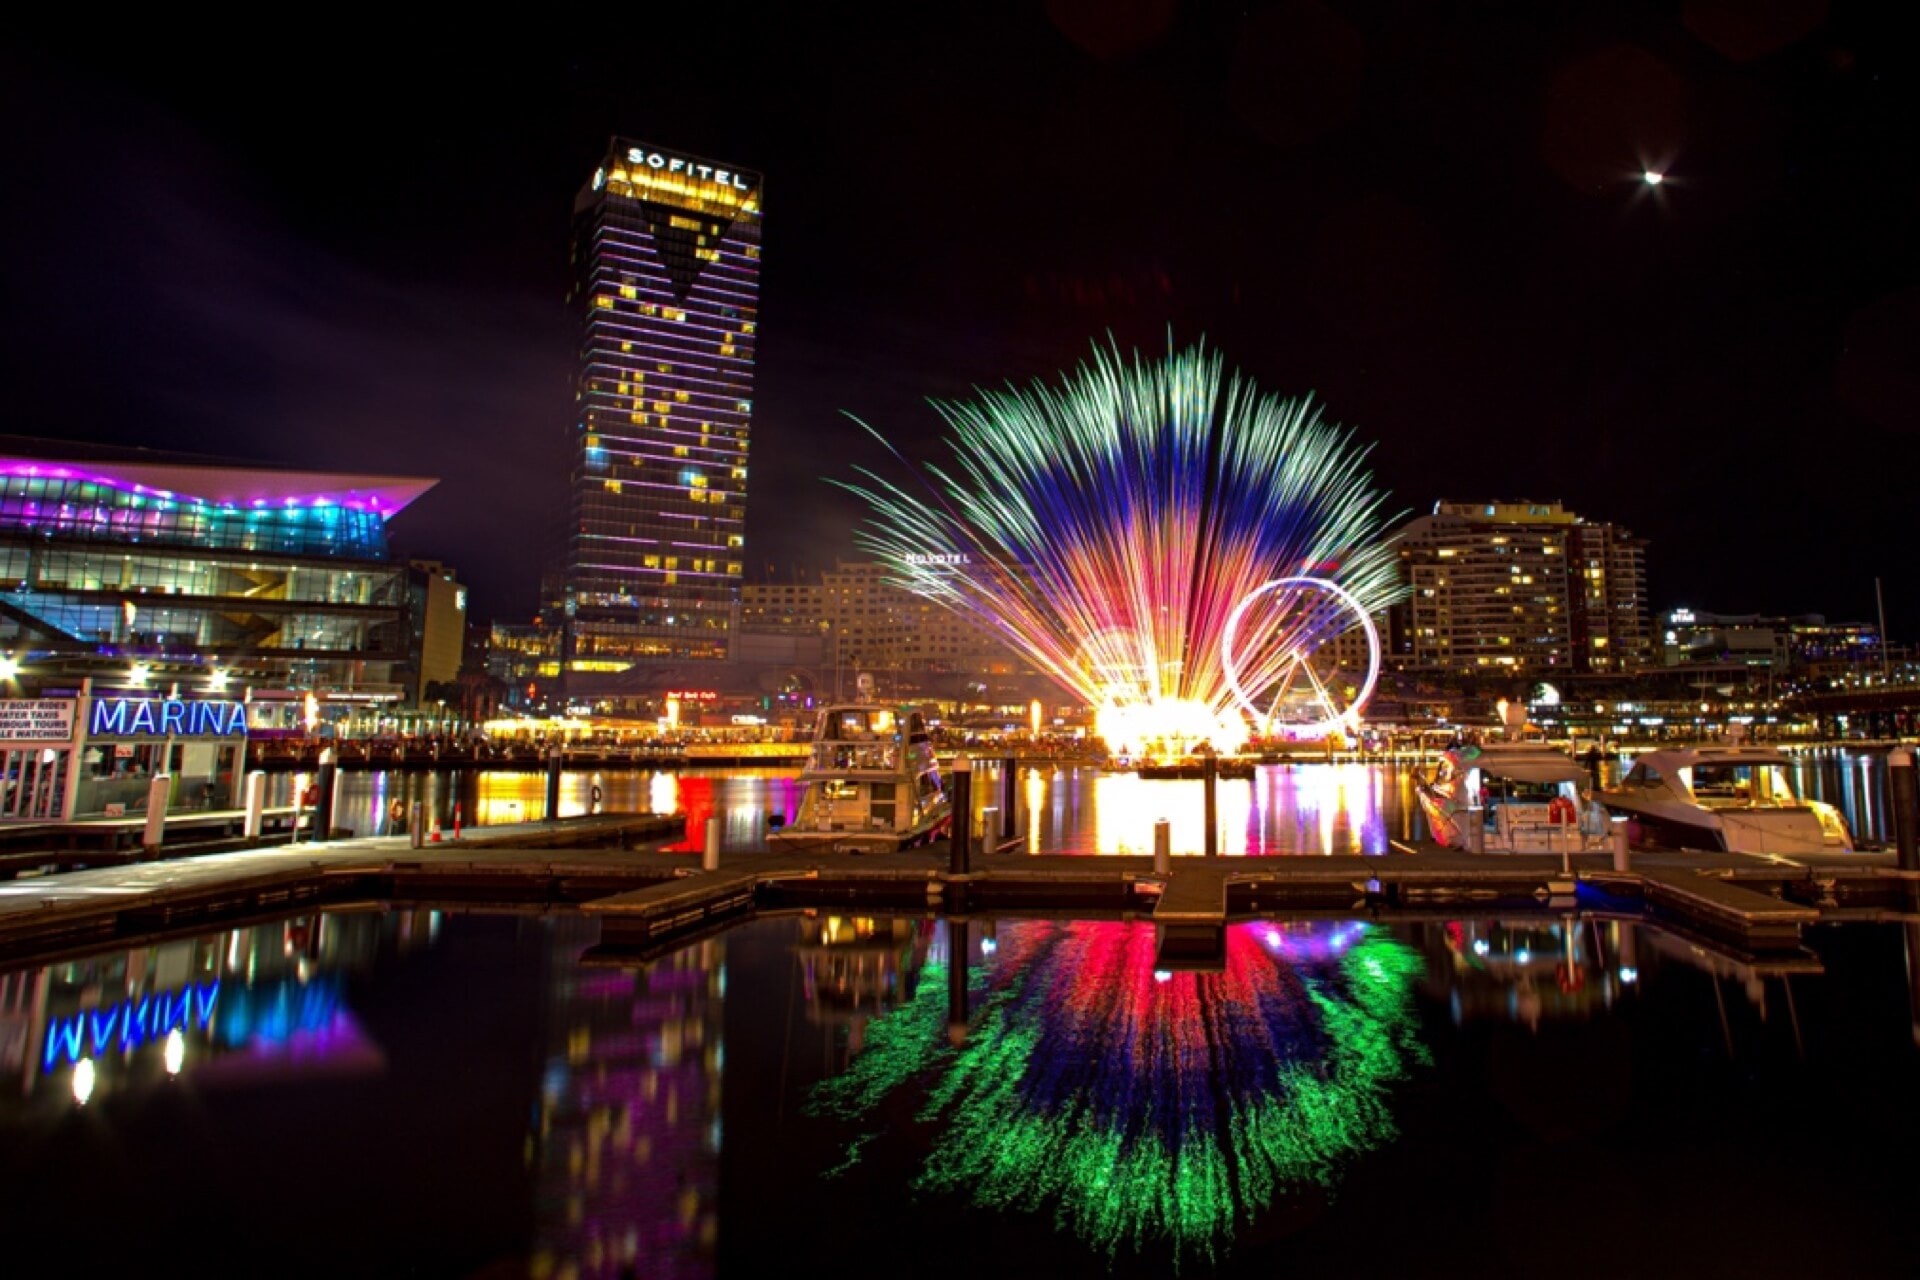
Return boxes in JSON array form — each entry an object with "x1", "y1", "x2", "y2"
[
  {"x1": 1416, "y1": 740, "x2": 1597, "y2": 854},
  {"x1": 1597, "y1": 734, "x2": 1851, "y2": 855},
  {"x1": 769, "y1": 676, "x2": 952, "y2": 853}
]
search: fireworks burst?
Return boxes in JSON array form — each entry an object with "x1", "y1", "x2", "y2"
[
  {"x1": 808, "y1": 921, "x2": 1427, "y2": 1265},
  {"x1": 837, "y1": 338, "x2": 1403, "y2": 753}
]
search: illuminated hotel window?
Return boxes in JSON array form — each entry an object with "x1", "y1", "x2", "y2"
[{"x1": 595, "y1": 295, "x2": 613, "y2": 309}]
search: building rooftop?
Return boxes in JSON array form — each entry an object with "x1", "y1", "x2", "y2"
[{"x1": 0, "y1": 435, "x2": 437, "y2": 517}]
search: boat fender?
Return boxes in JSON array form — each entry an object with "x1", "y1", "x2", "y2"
[{"x1": 1547, "y1": 795, "x2": 1576, "y2": 824}]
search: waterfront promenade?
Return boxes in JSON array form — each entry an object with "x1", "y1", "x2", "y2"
[{"x1": 0, "y1": 811, "x2": 1905, "y2": 970}]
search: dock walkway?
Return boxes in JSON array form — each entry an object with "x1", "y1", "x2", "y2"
[{"x1": 0, "y1": 815, "x2": 1905, "y2": 968}]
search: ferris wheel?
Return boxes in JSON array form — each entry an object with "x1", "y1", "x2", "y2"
[{"x1": 1220, "y1": 575, "x2": 1381, "y2": 739}]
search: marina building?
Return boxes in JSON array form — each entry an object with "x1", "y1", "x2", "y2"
[
  {"x1": 552, "y1": 138, "x2": 763, "y2": 701},
  {"x1": 1392, "y1": 500, "x2": 1651, "y2": 677},
  {"x1": 0, "y1": 437, "x2": 443, "y2": 818}
]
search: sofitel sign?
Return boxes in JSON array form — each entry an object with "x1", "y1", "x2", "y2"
[
  {"x1": 626, "y1": 147, "x2": 752, "y2": 190},
  {"x1": 89, "y1": 697, "x2": 248, "y2": 738}
]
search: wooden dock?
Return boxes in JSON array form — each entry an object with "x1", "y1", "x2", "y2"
[{"x1": 0, "y1": 812, "x2": 1907, "y2": 968}]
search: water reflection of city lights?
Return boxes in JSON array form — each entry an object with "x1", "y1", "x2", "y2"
[
  {"x1": 1620, "y1": 967, "x2": 1639, "y2": 985},
  {"x1": 71, "y1": 1059, "x2": 95, "y2": 1105},
  {"x1": 164, "y1": 1029, "x2": 185, "y2": 1075}
]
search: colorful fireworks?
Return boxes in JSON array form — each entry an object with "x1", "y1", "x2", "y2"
[
  {"x1": 807, "y1": 920, "x2": 1427, "y2": 1266},
  {"x1": 836, "y1": 339, "x2": 1403, "y2": 753}
]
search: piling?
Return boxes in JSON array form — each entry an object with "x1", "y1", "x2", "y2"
[
  {"x1": 703, "y1": 816, "x2": 721, "y2": 871},
  {"x1": 314, "y1": 749, "x2": 337, "y2": 844},
  {"x1": 1891, "y1": 748, "x2": 1918, "y2": 874},
  {"x1": 1611, "y1": 817, "x2": 1632, "y2": 872},
  {"x1": 1000, "y1": 757, "x2": 1017, "y2": 840},
  {"x1": 1153, "y1": 819, "x2": 1171, "y2": 874},
  {"x1": 950, "y1": 757, "x2": 973, "y2": 876},
  {"x1": 242, "y1": 770, "x2": 266, "y2": 839},
  {"x1": 1202, "y1": 748, "x2": 1219, "y2": 858},
  {"x1": 409, "y1": 801, "x2": 425, "y2": 849},
  {"x1": 141, "y1": 773, "x2": 171, "y2": 853},
  {"x1": 1467, "y1": 808, "x2": 1485, "y2": 855},
  {"x1": 545, "y1": 745, "x2": 563, "y2": 821}
]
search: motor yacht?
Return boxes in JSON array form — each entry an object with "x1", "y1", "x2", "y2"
[
  {"x1": 1416, "y1": 739, "x2": 1596, "y2": 854},
  {"x1": 768, "y1": 675, "x2": 952, "y2": 853},
  {"x1": 1596, "y1": 732, "x2": 1851, "y2": 855}
]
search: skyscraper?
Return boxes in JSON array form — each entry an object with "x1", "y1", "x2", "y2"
[{"x1": 556, "y1": 138, "x2": 761, "y2": 704}]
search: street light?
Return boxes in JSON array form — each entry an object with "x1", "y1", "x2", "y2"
[{"x1": 0, "y1": 654, "x2": 18, "y2": 682}]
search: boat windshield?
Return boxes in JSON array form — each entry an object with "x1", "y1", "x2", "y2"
[
  {"x1": 1678, "y1": 762, "x2": 1798, "y2": 806},
  {"x1": 824, "y1": 709, "x2": 897, "y2": 740}
]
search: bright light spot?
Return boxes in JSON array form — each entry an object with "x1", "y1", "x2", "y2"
[
  {"x1": 980, "y1": 936, "x2": 998, "y2": 956},
  {"x1": 72, "y1": 1058, "x2": 96, "y2": 1105},
  {"x1": 1096, "y1": 697, "x2": 1247, "y2": 760},
  {"x1": 1643, "y1": 170, "x2": 1664, "y2": 186},
  {"x1": 1152, "y1": 969, "x2": 1173, "y2": 984},
  {"x1": 0, "y1": 655, "x2": 17, "y2": 681},
  {"x1": 164, "y1": 1029, "x2": 185, "y2": 1075},
  {"x1": 129, "y1": 663, "x2": 151, "y2": 684},
  {"x1": 1620, "y1": 966, "x2": 1639, "y2": 985},
  {"x1": 1265, "y1": 929, "x2": 1283, "y2": 948},
  {"x1": 1472, "y1": 938, "x2": 1491, "y2": 957},
  {"x1": 1516, "y1": 948, "x2": 1532, "y2": 965},
  {"x1": 209, "y1": 668, "x2": 230, "y2": 690}
]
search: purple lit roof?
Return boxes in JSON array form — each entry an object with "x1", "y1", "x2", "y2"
[{"x1": 0, "y1": 453, "x2": 437, "y2": 518}]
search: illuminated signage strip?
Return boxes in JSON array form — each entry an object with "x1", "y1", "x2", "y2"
[
  {"x1": 622, "y1": 148, "x2": 756, "y2": 191},
  {"x1": 89, "y1": 697, "x2": 248, "y2": 738}
]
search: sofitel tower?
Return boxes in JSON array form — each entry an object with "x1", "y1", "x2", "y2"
[{"x1": 558, "y1": 138, "x2": 761, "y2": 690}]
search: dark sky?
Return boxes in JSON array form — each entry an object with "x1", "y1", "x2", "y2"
[{"x1": 4, "y1": 4, "x2": 1915, "y2": 637}]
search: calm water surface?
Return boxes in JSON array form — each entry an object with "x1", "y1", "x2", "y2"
[
  {"x1": 3, "y1": 908, "x2": 1918, "y2": 1276},
  {"x1": 279, "y1": 748, "x2": 1902, "y2": 854}
]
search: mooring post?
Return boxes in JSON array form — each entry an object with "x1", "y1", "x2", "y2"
[
  {"x1": 1611, "y1": 816, "x2": 1631, "y2": 873},
  {"x1": 1202, "y1": 747, "x2": 1219, "y2": 858},
  {"x1": 1467, "y1": 807, "x2": 1485, "y2": 855},
  {"x1": 1154, "y1": 819, "x2": 1171, "y2": 874},
  {"x1": 1891, "y1": 748, "x2": 1918, "y2": 874},
  {"x1": 409, "y1": 800, "x2": 425, "y2": 850},
  {"x1": 950, "y1": 757, "x2": 973, "y2": 876},
  {"x1": 703, "y1": 815, "x2": 721, "y2": 871},
  {"x1": 141, "y1": 772, "x2": 171, "y2": 855},
  {"x1": 314, "y1": 748, "x2": 336, "y2": 844},
  {"x1": 1001, "y1": 757, "x2": 1017, "y2": 841},
  {"x1": 242, "y1": 770, "x2": 266, "y2": 840},
  {"x1": 545, "y1": 743, "x2": 563, "y2": 821}
]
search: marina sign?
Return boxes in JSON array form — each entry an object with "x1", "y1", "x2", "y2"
[{"x1": 88, "y1": 697, "x2": 248, "y2": 739}]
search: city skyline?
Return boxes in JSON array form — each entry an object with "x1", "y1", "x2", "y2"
[{"x1": 2, "y1": 8, "x2": 1913, "y2": 637}]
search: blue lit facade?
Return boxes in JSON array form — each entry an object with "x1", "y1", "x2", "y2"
[
  {"x1": 556, "y1": 138, "x2": 761, "y2": 702},
  {"x1": 0, "y1": 445, "x2": 437, "y2": 698}
]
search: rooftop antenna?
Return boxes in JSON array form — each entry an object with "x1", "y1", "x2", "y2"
[{"x1": 1876, "y1": 577, "x2": 1892, "y2": 683}]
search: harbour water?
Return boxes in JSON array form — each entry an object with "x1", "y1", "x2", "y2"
[
  {"x1": 271, "y1": 748, "x2": 1901, "y2": 854},
  {"x1": 2, "y1": 906, "x2": 1917, "y2": 1275}
]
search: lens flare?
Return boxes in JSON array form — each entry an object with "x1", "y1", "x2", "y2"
[{"x1": 836, "y1": 338, "x2": 1402, "y2": 756}]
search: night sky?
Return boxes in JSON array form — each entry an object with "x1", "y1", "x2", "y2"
[{"x1": 4, "y1": 4, "x2": 1915, "y2": 637}]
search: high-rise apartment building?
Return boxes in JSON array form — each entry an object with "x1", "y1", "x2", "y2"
[
  {"x1": 556, "y1": 138, "x2": 762, "y2": 698},
  {"x1": 1392, "y1": 500, "x2": 1650, "y2": 676}
]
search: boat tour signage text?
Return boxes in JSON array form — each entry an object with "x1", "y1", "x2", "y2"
[
  {"x1": 0, "y1": 698, "x2": 77, "y2": 742},
  {"x1": 89, "y1": 697, "x2": 248, "y2": 739}
]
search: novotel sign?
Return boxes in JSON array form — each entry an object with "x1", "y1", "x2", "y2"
[
  {"x1": 625, "y1": 147, "x2": 753, "y2": 190},
  {"x1": 89, "y1": 697, "x2": 248, "y2": 738},
  {"x1": 906, "y1": 553, "x2": 972, "y2": 567}
]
